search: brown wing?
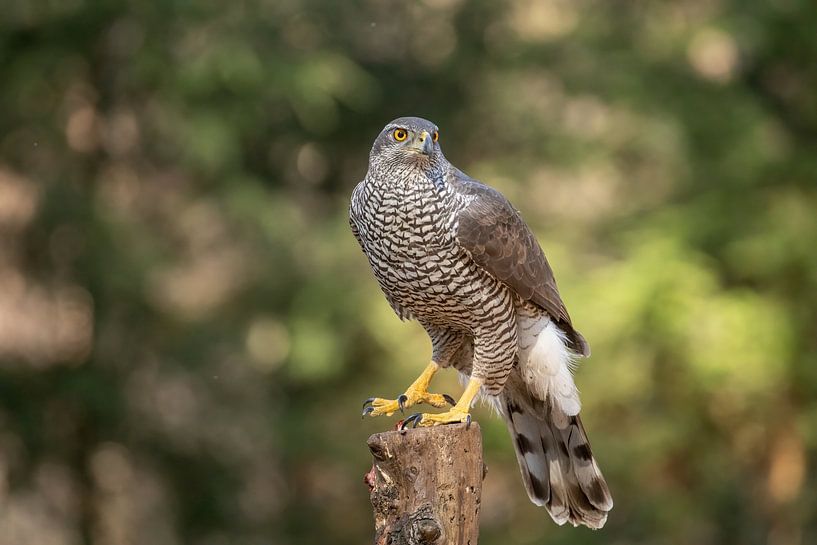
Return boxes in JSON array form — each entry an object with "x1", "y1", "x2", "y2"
[{"x1": 449, "y1": 168, "x2": 590, "y2": 356}]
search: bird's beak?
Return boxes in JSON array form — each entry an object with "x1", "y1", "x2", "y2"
[{"x1": 409, "y1": 131, "x2": 434, "y2": 156}]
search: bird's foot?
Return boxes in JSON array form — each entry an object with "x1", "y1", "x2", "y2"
[
  {"x1": 400, "y1": 407, "x2": 472, "y2": 429},
  {"x1": 362, "y1": 388, "x2": 455, "y2": 418},
  {"x1": 399, "y1": 375, "x2": 484, "y2": 430}
]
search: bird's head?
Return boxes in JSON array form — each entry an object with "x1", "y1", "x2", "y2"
[{"x1": 369, "y1": 116, "x2": 445, "y2": 174}]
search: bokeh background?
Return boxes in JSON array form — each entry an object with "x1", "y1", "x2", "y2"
[{"x1": 2, "y1": 0, "x2": 816, "y2": 544}]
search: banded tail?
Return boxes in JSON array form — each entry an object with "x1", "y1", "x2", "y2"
[{"x1": 500, "y1": 371, "x2": 613, "y2": 529}]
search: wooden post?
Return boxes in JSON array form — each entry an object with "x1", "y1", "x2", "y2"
[{"x1": 365, "y1": 423, "x2": 484, "y2": 545}]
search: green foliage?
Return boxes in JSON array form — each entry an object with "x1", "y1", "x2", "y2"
[{"x1": 1, "y1": 0, "x2": 816, "y2": 543}]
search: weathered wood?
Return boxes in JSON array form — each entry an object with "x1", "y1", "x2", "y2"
[{"x1": 365, "y1": 423, "x2": 484, "y2": 545}]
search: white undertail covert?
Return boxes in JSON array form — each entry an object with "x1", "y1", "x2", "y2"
[{"x1": 517, "y1": 312, "x2": 580, "y2": 426}]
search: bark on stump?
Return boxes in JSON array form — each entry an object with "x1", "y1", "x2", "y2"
[{"x1": 366, "y1": 423, "x2": 484, "y2": 545}]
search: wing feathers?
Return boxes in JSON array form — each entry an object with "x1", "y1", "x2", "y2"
[{"x1": 449, "y1": 168, "x2": 590, "y2": 356}]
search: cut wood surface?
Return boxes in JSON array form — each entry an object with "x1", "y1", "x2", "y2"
[{"x1": 365, "y1": 423, "x2": 484, "y2": 545}]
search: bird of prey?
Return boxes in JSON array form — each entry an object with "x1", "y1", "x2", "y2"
[{"x1": 350, "y1": 117, "x2": 612, "y2": 529}]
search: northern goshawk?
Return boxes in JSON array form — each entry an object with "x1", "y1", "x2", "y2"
[{"x1": 350, "y1": 117, "x2": 612, "y2": 528}]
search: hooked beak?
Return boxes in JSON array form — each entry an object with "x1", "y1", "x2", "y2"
[{"x1": 408, "y1": 131, "x2": 434, "y2": 156}]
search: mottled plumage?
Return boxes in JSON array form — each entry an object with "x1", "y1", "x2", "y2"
[{"x1": 350, "y1": 117, "x2": 612, "y2": 528}]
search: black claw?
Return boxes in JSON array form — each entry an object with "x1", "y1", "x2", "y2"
[
  {"x1": 362, "y1": 397, "x2": 376, "y2": 410},
  {"x1": 443, "y1": 394, "x2": 456, "y2": 406},
  {"x1": 362, "y1": 406, "x2": 375, "y2": 418},
  {"x1": 397, "y1": 394, "x2": 408, "y2": 414},
  {"x1": 401, "y1": 413, "x2": 423, "y2": 430},
  {"x1": 465, "y1": 414, "x2": 472, "y2": 430}
]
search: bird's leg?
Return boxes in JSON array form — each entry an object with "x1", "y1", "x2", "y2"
[
  {"x1": 401, "y1": 376, "x2": 484, "y2": 429},
  {"x1": 362, "y1": 362, "x2": 455, "y2": 418}
]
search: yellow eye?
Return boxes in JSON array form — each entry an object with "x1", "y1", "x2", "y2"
[
  {"x1": 432, "y1": 131, "x2": 439, "y2": 142},
  {"x1": 393, "y1": 128, "x2": 408, "y2": 141}
]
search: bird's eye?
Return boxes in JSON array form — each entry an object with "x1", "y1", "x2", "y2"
[
  {"x1": 393, "y1": 128, "x2": 408, "y2": 142},
  {"x1": 432, "y1": 131, "x2": 439, "y2": 143}
]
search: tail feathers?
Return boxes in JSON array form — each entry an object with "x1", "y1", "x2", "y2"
[{"x1": 502, "y1": 382, "x2": 612, "y2": 529}]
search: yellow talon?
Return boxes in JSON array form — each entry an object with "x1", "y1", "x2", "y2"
[
  {"x1": 362, "y1": 362, "x2": 454, "y2": 417},
  {"x1": 403, "y1": 376, "x2": 483, "y2": 429},
  {"x1": 414, "y1": 407, "x2": 471, "y2": 427}
]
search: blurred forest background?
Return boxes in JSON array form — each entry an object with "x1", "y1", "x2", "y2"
[{"x1": 1, "y1": 0, "x2": 816, "y2": 544}]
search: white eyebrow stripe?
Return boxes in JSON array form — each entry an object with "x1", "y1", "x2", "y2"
[{"x1": 382, "y1": 124, "x2": 438, "y2": 133}]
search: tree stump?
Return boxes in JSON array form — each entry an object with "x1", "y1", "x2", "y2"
[{"x1": 365, "y1": 423, "x2": 484, "y2": 545}]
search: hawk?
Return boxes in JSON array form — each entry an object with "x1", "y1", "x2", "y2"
[{"x1": 350, "y1": 117, "x2": 612, "y2": 528}]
